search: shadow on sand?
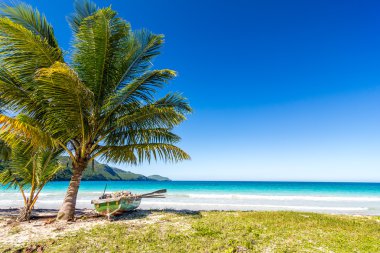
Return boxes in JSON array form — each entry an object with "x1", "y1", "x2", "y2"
[
  {"x1": 0, "y1": 208, "x2": 202, "y2": 222},
  {"x1": 0, "y1": 208, "x2": 95, "y2": 220}
]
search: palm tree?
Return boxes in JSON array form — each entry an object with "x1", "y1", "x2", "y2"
[
  {"x1": 0, "y1": 134, "x2": 64, "y2": 221},
  {"x1": 0, "y1": 1, "x2": 191, "y2": 220}
]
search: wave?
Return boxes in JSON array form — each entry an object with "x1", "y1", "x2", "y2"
[
  {"x1": 37, "y1": 199, "x2": 90, "y2": 204},
  {"x1": 141, "y1": 201, "x2": 368, "y2": 211},
  {"x1": 170, "y1": 194, "x2": 380, "y2": 202},
  {"x1": 1, "y1": 199, "x2": 369, "y2": 212},
  {"x1": 0, "y1": 200, "x2": 375, "y2": 214},
  {"x1": 2, "y1": 190, "x2": 380, "y2": 202},
  {"x1": 2, "y1": 192, "x2": 380, "y2": 202}
]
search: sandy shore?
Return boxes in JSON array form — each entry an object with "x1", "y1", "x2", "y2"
[
  {"x1": 0, "y1": 208, "x2": 374, "y2": 247},
  {"x1": 1, "y1": 208, "x2": 379, "y2": 252},
  {"x1": 0, "y1": 208, "x2": 173, "y2": 248}
]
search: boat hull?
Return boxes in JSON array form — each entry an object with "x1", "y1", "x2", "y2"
[{"x1": 93, "y1": 198, "x2": 141, "y2": 218}]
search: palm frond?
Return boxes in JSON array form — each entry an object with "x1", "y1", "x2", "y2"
[
  {"x1": 0, "y1": 65, "x2": 37, "y2": 113},
  {"x1": 72, "y1": 7, "x2": 130, "y2": 106},
  {"x1": 102, "y1": 69, "x2": 176, "y2": 114},
  {"x1": 3, "y1": 139, "x2": 34, "y2": 187},
  {"x1": 112, "y1": 93, "x2": 191, "y2": 131},
  {"x1": 35, "y1": 62, "x2": 93, "y2": 142},
  {"x1": 0, "y1": 99, "x2": 4, "y2": 112},
  {"x1": 0, "y1": 139, "x2": 63, "y2": 189},
  {"x1": 0, "y1": 17, "x2": 62, "y2": 83},
  {"x1": 0, "y1": 2, "x2": 60, "y2": 49},
  {"x1": 114, "y1": 29, "x2": 164, "y2": 90},
  {"x1": 0, "y1": 165, "x2": 20, "y2": 188},
  {"x1": 114, "y1": 106, "x2": 186, "y2": 131},
  {"x1": 153, "y1": 92, "x2": 192, "y2": 114},
  {"x1": 105, "y1": 128, "x2": 181, "y2": 146},
  {"x1": 34, "y1": 149, "x2": 64, "y2": 185},
  {"x1": 96, "y1": 143, "x2": 190, "y2": 164},
  {"x1": 67, "y1": 0, "x2": 98, "y2": 33},
  {"x1": 0, "y1": 139, "x2": 11, "y2": 161},
  {"x1": 0, "y1": 114, "x2": 59, "y2": 149}
]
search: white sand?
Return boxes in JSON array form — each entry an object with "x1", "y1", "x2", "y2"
[{"x1": 0, "y1": 208, "x2": 167, "y2": 248}]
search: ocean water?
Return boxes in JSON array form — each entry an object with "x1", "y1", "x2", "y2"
[{"x1": 1, "y1": 181, "x2": 380, "y2": 215}]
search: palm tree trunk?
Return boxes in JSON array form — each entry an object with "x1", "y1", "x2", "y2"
[
  {"x1": 56, "y1": 160, "x2": 87, "y2": 221},
  {"x1": 15, "y1": 187, "x2": 31, "y2": 222},
  {"x1": 17, "y1": 204, "x2": 32, "y2": 222}
]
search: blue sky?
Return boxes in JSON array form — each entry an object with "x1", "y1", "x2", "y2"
[{"x1": 20, "y1": 0, "x2": 380, "y2": 181}]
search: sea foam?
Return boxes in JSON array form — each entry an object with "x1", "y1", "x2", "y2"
[{"x1": 177, "y1": 194, "x2": 380, "y2": 202}]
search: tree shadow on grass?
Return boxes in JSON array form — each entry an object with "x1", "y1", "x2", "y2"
[{"x1": 112, "y1": 208, "x2": 202, "y2": 221}]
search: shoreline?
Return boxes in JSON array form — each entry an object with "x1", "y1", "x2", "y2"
[
  {"x1": 2, "y1": 201, "x2": 379, "y2": 216},
  {"x1": 2, "y1": 180, "x2": 380, "y2": 216}
]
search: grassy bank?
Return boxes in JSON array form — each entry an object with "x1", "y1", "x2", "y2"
[{"x1": 1, "y1": 211, "x2": 380, "y2": 252}]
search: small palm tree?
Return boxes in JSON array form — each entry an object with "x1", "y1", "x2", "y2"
[
  {"x1": 0, "y1": 1, "x2": 191, "y2": 220},
  {"x1": 0, "y1": 135, "x2": 64, "y2": 221}
]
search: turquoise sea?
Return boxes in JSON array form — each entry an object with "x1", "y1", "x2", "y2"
[{"x1": 1, "y1": 181, "x2": 380, "y2": 215}]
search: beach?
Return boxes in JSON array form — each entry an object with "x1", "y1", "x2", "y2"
[
  {"x1": 2, "y1": 181, "x2": 380, "y2": 252},
  {"x1": 0, "y1": 208, "x2": 379, "y2": 252}
]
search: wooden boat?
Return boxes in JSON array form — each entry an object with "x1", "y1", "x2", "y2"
[{"x1": 91, "y1": 189, "x2": 166, "y2": 220}]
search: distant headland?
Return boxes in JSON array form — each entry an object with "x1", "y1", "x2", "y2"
[{"x1": 53, "y1": 157, "x2": 171, "y2": 181}]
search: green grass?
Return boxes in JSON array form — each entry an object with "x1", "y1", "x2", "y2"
[{"x1": 3, "y1": 211, "x2": 380, "y2": 252}]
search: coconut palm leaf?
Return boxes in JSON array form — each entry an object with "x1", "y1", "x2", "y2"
[
  {"x1": 105, "y1": 128, "x2": 181, "y2": 146},
  {"x1": 72, "y1": 7, "x2": 130, "y2": 107},
  {"x1": 0, "y1": 65, "x2": 40, "y2": 113},
  {"x1": 112, "y1": 93, "x2": 191, "y2": 129},
  {"x1": 67, "y1": 0, "x2": 98, "y2": 33},
  {"x1": 95, "y1": 143, "x2": 190, "y2": 164},
  {"x1": 34, "y1": 62, "x2": 93, "y2": 142},
  {"x1": 115, "y1": 106, "x2": 186, "y2": 130},
  {"x1": 0, "y1": 114, "x2": 60, "y2": 149},
  {"x1": 0, "y1": 139, "x2": 11, "y2": 162},
  {"x1": 0, "y1": 2, "x2": 60, "y2": 49},
  {"x1": 103, "y1": 69, "x2": 177, "y2": 114},
  {"x1": 0, "y1": 17, "x2": 63, "y2": 83},
  {"x1": 114, "y1": 30, "x2": 165, "y2": 89}
]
